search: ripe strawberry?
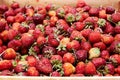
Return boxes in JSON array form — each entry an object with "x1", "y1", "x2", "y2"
[
  {"x1": 26, "y1": 8, "x2": 34, "y2": 17},
  {"x1": 49, "y1": 39, "x2": 59, "y2": 47},
  {"x1": 50, "y1": 16, "x2": 58, "y2": 26},
  {"x1": 26, "y1": 56, "x2": 37, "y2": 67},
  {"x1": 2, "y1": 48, "x2": 16, "y2": 59},
  {"x1": 57, "y1": 50, "x2": 67, "y2": 57},
  {"x1": 105, "y1": 64, "x2": 114, "y2": 75},
  {"x1": 89, "y1": 47, "x2": 100, "y2": 59},
  {"x1": 82, "y1": 5, "x2": 91, "y2": 12},
  {"x1": 0, "y1": 19, "x2": 6, "y2": 32},
  {"x1": 106, "y1": 6, "x2": 115, "y2": 14},
  {"x1": 100, "y1": 50, "x2": 110, "y2": 60},
  {"x1": 14, "y1": 7, "x2": 25, "y2": 14},
  {"x1": 63, "y1": 52, "x2": 75, "y2": 64},
  {"x1": 51, "y1": 71, "x2": 61, "y2": 77},
  {"x1": 6, "y1": 16, "x2": 15, "y2": 23},
  {"x1": 27, "y1": 67, "x2": 39, "y2": 76},
  {"x1": 92, "y1": 58, "x2": 106, "y2": 68},
  {"x1": 0, "y1": 70, "x2": 13, "y2": 76},
  {"x1": 11, "y1": 2, "x2": 20, "y2": 9},
  {"x1": 109, "y1": 54, "x2": 120, "y2": 64},
  {"x1": 114, "y1": 34, "x2": 120, "y2": 41},
  {"x1": 81, "y1": 28, "x2": 92, "y2": 39},
  {"x1": 37, "y1": 36, "x2": 46, "y2": 46},
  {"x1": 36, "y1": 57, "x2": 52, "y2": 74},
  {"x1": 75, "y1": 50, "x2": 87, "y2": 61},
  {"x1": 50, "y1": 55, "x2": 62, "y2": 62},
  {"x1": 85, "y1": 61, "x2": 96, "y2": 75},
  {"x1": 42, "y1": 46, "x2": 56, "y2": 58},
  {"x1": 33, "y1": 13, "x2": 45, "y2": 24},
  {"x1": 111, "y1": 12, "x2": 120, "y2": 23},
  {"x1": 104, "y1": 22, "x2": 114, "y2": 34},
  {"x1": 14, "y1": 64, "x2": 26, "y2": 73},
  {"x1": 89, "y1": 8, "x2": 99, "y2": 16},
  {"x1": 115, "y1": 25, "x2": 120, "y2": 34},
  {"x1": 76, "y1": 0, "x2": 86, "y2": 8},
  {"x1": 8, "y1": 39, "x2": 22, "y2": 51},
  {"x1": 56, "y1": 7, "x2": 65, "y2": 18},
  {"x1": 0, "y1": 60, "x2": 13, "y2": 70},
  {"x1": 63, "y1": 62, "x2": 75, "y2": 76},
  {"x1": 15, "y1": 13, "x2": 25, "y2": 23},
  {"x1": 75, "y1": 62, "x2": 85, "y2": 74},
  {"x1": 81, "y1": 41, "x2": 92, "y2": 51},
  {"x1": 7, "y1": 29, "x2": 18, "y2": 40},
  {"x1": 115, "y1": 66, "x2": 120, "y2": 75},
  {"x1": 18, "y1": 23, "x2": 29, "y2": 33},
  {"x1": 93, "y1": 42, "x2": 106, "y2": 50},
  {"x1": 0, "y1": 4, "x2": 8, "y2": 13},
  {"x1": 74, "y1": 22, "x2": 85, "y2": 31},
  {"x1": 99, "y1": 10, "x2": 107, "y2": 19},
  {"x1": 21, "y1": 33, "x2": 34, "y2": 48},
  {"x1": 4, "y1": 9, "x2": 15, "y2": 17},
  {"x1": 89, "y1": 32, "x2": 101, "y2": 43},
  {"x1": 66, "y1": 40, "x2": 80, "y2": 51}
]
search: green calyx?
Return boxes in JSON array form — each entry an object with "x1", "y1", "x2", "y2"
[
  {"x1": 66, "y1": 14, "x2": 75, "y2": 23},
  {"x1": 97, "y1": 18, "x2": 106, "y2": 27}
]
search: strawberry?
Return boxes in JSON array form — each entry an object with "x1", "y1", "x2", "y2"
[
  {"x1": 75, "y1": 62, "x2": 85, "y2": 74},
  {"x1": 89, "y1": 47, "x2": 100, "y2": 59},
  {"x1": 65, "y1": 13, "x2": 75, "y2": 23},
  {"x1": 26, "y1": 56, "x2": 37, "y2": 67},
  {"x1": 36, "y1": 57, "x2": 52, "y2": 74},
  {"x1": 115, "y1": 66, "x2": 120, "y2": 75},
  {"x1": 89, "y1": 8, "x2": 99, "y2": 16},
  {"x1": 14, "y1": 7, "x2": 25, "y2": 14},
  {"x1": 76, "y1": 0, "x2": 86, "y2": 8},
  {"x1": 85, "y1": 61, "x2": 96, "y2": 75},
  {"x1": 51, "y1": 71, "x2": 61, "y2": 77},
  {"x1": 37, "y1": 36, "x2": 46, "y2": 46},
  {"x1": 11, "y1": 2, "x2": 20, "y2": 9},
  {"x1": 111, "y1": 12, "x2": 120, "y2": 23},
  {"x1": 63, "y1": 62, "x2": 75, "y2": 76},
  {"x1": 6, "y1": 16, "x2": 15, "y2": 23},
  {"x1": 15, "y1": 13, "x2": 25, "y2": 23},
  {"x1": 2, "y1": 48, "x2": 16, "y2": 59},
  {"x1": 18, "y1": 22, "x2": 29, "y2": 33},
  {"x1": 106, "y1": 6, "x2": 115, "y2": 14},
  {"x1": 14, "y1": 64, "x2": 26, "y2": 73},
  {"x1": 82, "y1": 5, "x2": 91, "y2": 12},
  {"x1": 50, "y1": 55, "x2": 62, "y2": 62},
  {"x1": 100, "y1": 50, "x2": 110, "y2": 60},
  {"x1": 33, "y1": 13, "x2": 45, "y2": 24},
  {"x1": 109, "y1": 54, "x2": 120, "y2": 64},
  {"x1": 26, "y1": 8, "x2": 34, "y2": 17},
  {"x1": 89, "y1": 32, "x2": 101, "y2": 43},
  {"x1": 81, "y1": 29, "x2": 92, "y2": 39},
  {"x1": 104, "y1": 22, "x2": 114, "y2": 34},
  {"x1": 74, "y1": 22, "x2": 85, "y2": 31},
  {"x1": 81, "y1": 41, "x2": 92, "y2": 51},
  {"x1": 105, "y1": 64, "x2": 114, "y2": 75},
  {"x1": 57, "y1": 50, "x2": 67, "y2": 57},
  {"x1": 0, "y1": 70, "x2": 13, "y2": 76},
  {"x1": 93, "y1": 42, "x2": 106, "y2": 50},
  {"x1": 92, "y1": 58, "x2": 106, "y2": 68},
  {"x1": 115, "y1": 25, "x2": 120, "y2": 34},
  {"x1": 49, "y1": 39, "x2": 59, "y2": 47},
  {"x1": 7, "y1": 29, "x2": 18, "y2": 40},
  {"x1": 63, "y1": 52, "x2": 75, "y2": 64},
  {"x1": 0, "y1": 60, "x2": 13, "y2": 70},
  {"x1": 56, "y1": 7, "x2": 65, "y2": 18},
  {"x1": 27, "y1": 67, "x2": 39, "y2": 76},
  {"x1": 4, "y1": 9, "x2": 15, "y2": 17},
  {"x1": 0, "y1": 4, "x2": 8, "y2": 13},
  {"x1": 99, "y1": 10, "x2": 107, "y2": 19},
  {"x1": 0, "y1": 19, "x2": 6, "y2": 32},
  {"x1": 75, "y1": 50, "x2": 87, "y2": 61},
  {"x1": 114, "y1": 34, "x2": 120, "y2": 41}
]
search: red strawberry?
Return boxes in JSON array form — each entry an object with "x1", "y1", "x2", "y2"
[
  {"x1": 0, "y1": 60, "x2": 13, "y2": 70},
  {"x1": 114, "y1": 34, "x2": 120, "y2": 41},
  {"x1": 100, "y1": 50, "x2": 110, "y2": 60},
  {"x1": 106, "y1": 6, "x2": 115, "y2": 14},
  {"x1": 65, "y1": 13, "x2": 75, "y2": 23},
  {"x1": 111, "y1": 12, "x2": 120, "y2": 23},
  {"x1": 104, "y1": 22, "x2": 114, "y2": 34},
  {"x1": 89, "y1": 8, "x2": 99, "y2": 16},
  {"x1": 82, "y1": 5, "x2": 91, "y2": 12},
  {"x1": 81, "y1": 41, "x2": 92, "y2": 51},
  {"x1": 75, "y1": 62, "x2": 85, "y2": 74},
  {"x1": 99, "y1": 10, "x2": 107, "y2": 19},
  {"x1": 50, "y1": 55, "x2": 62, "y2": 62},
  {"x1": 15, "y1": 13, "x2": 25, "y2": 23},
  {"x1": 115, "y1": 25, "x2": 120, "y2": 34},
  {"x1": 36, "y1": 57, "x2": 52, "y2": 74},
  {"x1": 93, "y1": 42, "x2": 106, "y2": 50},
  {"x1": 75, "y1": 50, "x2": 87, "y2": 61},
  {"x1": 109, "y1": 54, "x2": 120, "y2": 64},
  {"x1": 81, "y1": 29, "x2": 92, "y2": 39},
  {"x1": 0, "y1": 4, "x2": 8, "y2": 13},
  {"x1": 0, "y1": 19, "x2": 6, "y2": 32},
  {"x1": 76, "y1": 0, "x2": 86, "y2": 8},
  {"x1": 6, "y1": 16, "x2": 15, "y2": 23},
  {"x1": 26, "y1": 56, "x2": 37, "y2": 67},
  {"x1": 2, "y1": 48, "x2": 16, "y2": 59},
  {"x1": 14, "y1": 64, "x2": 26, "y2": 73},
  {"x1": 92, "y1": 58, "x2": 106, "y2": 68},
  {"x1": 51, "y1": 71, "x2": 61, "y2": 77},
  {"x1": 4, "y1": 9, "x2": 15, "y2": 17},
  {"x1": 57, "y1": 50, "x2": 67, "y2": 57},
  {"x1": 37, "y1": 36, "x2": 46, "y2": 46},
  {"x1": 18, "y1": 23, "x2": 29, "y2": 33},
  {"x1": 7, "y1": 29, "x2": 18, "y2": 40},
  {"x1": 105, "y1": 64, "x2": 114, "y2": 75},
  {"x1": 26, "y1": 8, "x2": 34, "y2": 17},
  {"x1": 33, "y1": 13, "x2": 45, "y2": 24},
  {"x1": 49, "y1": 39, "x2": 59, "y2": 47},
  {"x1": 115, "y1": 66, "x2": 120, "y2": 75},
  {"x1": 56, "y1": 7, "x2": 65, "y2": 18},
  {"x1": 63, "y1": 62, "x2": 75, "y2": 76},
  {"x1": 85, "y1": 62, "x2": 96, "y2": 75},
  {"x1": 63, "y1": 52, "x2": 75, "y2": 64},
  {"x1": 74, "y1": 22, "x2": 85, "y2": 31},
  {"x1": 11, "y1": 2, "x2": 20, "y2": 9},
  {"x1": 27, "y1": 67, "x2": 39, "y2": 76},
  {"x1": 0, "y1": 70, "x2": 13, "y2": 76},
  {"x1": 33, "y1": 28, "x2": 44, "y2": 39},
  {"x1": 89, "y1": 32, "x2": 101, "y2": 43}
]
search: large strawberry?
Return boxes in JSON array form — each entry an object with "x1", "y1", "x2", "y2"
[
  {"x1": 75, "y1": 62, "x2": 85, "y2": 74},
  {"x1": 0, "y1": 60, "x2": 13, "y2": 70}
]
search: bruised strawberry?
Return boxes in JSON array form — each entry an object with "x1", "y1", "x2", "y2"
[
  {"x1": 36, "y1": 57, "x2": 52, "y2": 74},
  {"x1": 92, "y1": 58, "x2": 106, "y2": 68},
  {"x1": 115, "y1": 25, "x2": 120, "y2": 34},
  {"x1": 81, "y1": 41, "x2": 91, "y2": 51},
  {"x1": 51, "y1": 71, "x2": 61, "y2": 77},
  {"x1": 89, "y1": 32, "x2": 101, "y2": 43},
  {"x1": 89, "y1": 8, "x2": 99, "y2": 16},
  {"x1": 111, "y1": 12, "x2": 120, "y2": 23},
  {"x1": 50, "y1": 55, "x2": 62, "y2": 62},
  {"x1": 0, "y1": 60, "x2": 13, "y2": 70},
  {"x1": 75, "y1": 50, "x2": 87, "y2": 61},
  {"x1": 2, "y1": 48, "x2": 16, "y2": 59},
  {"x1": 63, "y1": 52, "x2": 75, "y2": 64},
  {"x1": 106, "y1": 6, "x2": 115, "y2": 14},
  {"x1": 105, "y1": 64, "x2": 115, "y2": 75},
  {"x1": 37, "y1": 36, "x2": 46, "y2": 46},
  {"x1": 0, "y1": 4, "x2": 8, "y2": 13},
  {"x1": 0, "y1": 70, "x2": 13, "y2": 76},
  {"x1": 42, "y1": 46, "x2": 56, "y2": 58},
  {"x1": 63, "y1": 62, "x2": 75, "y2": 76},
  {"x1": 8, "y1": 39, "x2": 22, "y2": 51},
  {"x1": 75, "y1": 62, "x2": 85, "y2": 74},
  {"x1": 27, "y1": 67, "x2": 39, "y2": 76},
  {"x1": 93, "y1": 42, "x2": 106, "y2": 50},
  {"x1": 101, "y1": 50, "x2": 110, "y2": 60},
  {"x1": 85, "y1": 61, "x2": 96, "y2": 75},
  {"x1": 109, "y1": 54, "x2": 120, "y2": 64},
  {"x1": 26, "y1": 56, "x2": 37, "y2": 67},
  {"x1": 89, "y1": 47, "x2": 100, "y2": 59}
]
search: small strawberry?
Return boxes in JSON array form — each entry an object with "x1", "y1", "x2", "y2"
[
  {"x1": 51, "y1": 71, "x2": 61, "y2": 77},
  {"x1": 0, "y1": 70, "x2": 13, "y2": 76},
  {"x1": 99, "y1": 10, "x2": 107, "y2": 19},
  {"x1": 75, "y1": 50, "x2": 87, "y2": 61},
  {"x1": 76, "y1": 0, "x2": 86, "y2": 8},
  {"x1": 37, "y1": 36, "x2": 46, "y2": 46},
  {"x1": 85, "y1": 61, "x2": 96, "y2": 75},
  {"x1": 63, "y1": 52, "x2": 75, "y2": 64},
  {"x1": 74, "y1": 22, "x2": 85, "y2": 31},
  {"x1": 27, "y1": 67, "x2": 39, "y2": 76},
  {"x1": 75, "y1": 62, "x2": 85, "y2": 74},
  {"x1": 89, "y1": 32, "x2": 101, "y2": 43},
  {"x1": 15, "y1": 13, "x2": 25, "y2": 23},
  {"x1": 11, "y1": 2, "x2": 19, "y2": 9},
  {"x1": 0, "y1": 60, "x2": 13, "y2": 70},
  {"x1": 100, "y1": 50, "x2": 110, "y2": 60},
  {"x1": 18, "y1": 22, "x2": 29, "y2": 33},
  {"x1": 93, "y1": 42, "x2": 106, "y2": 50},
  {"x1": 89, "y1": 47, "x2": 100, "y2": 59},
  {"x1": 63, "y1": 62, "x2": 75, "y2": 76}
]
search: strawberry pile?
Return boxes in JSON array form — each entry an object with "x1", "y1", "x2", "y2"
[{"x1": 0, "y1": 1, "x2": 120, "y2": 76}]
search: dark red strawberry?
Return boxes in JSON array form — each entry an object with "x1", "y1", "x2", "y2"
[
  {"x1": 92, "y1": 58, "x2": 106, "y2": 68},
  {"x1": 18, "y1": 23, "x2": 29, "y2": 33},
  {"x1": 49, "y1": 39, "x2": 59, "y2": 47},
  {"x1": 4, "y1": 9, "x2": 15, "y2": 17},
  {"x1": 11, "y1": 2, "x2": 20, "y2": 9},
  {"x1": 89, "y1": 8, "x2": 99, "y2": 16},
  {"x1": 26, "y1": 56, "x2": 37, "y2": 67},
  {"x1": 100, "y1": 50, "x2": 110, "y2": 60},
  {"x1": 14, "y1": 7, "x2": 25, "y2": 14},
  {"x1": 33, "y1": 13, "x2": 45, "y2": 24},
  {"x1": 111, "y1": 12, "x2": 120, "y2": 23},
  {"x1": 63, "y1": 52, "x2": 75, "y2": 64},
  {"x1": 0, "y1": 19, "x2": 6, "y2": 32},
  {"x1": 104, "y1": 22, "x2": 114, "y2": 34},
  {"x1": 93, "y1": 42, "x2": 106, "y2": 50},
  {"x1": 36, "y1": 57, "x2": 53, "y2": 74},
  {"x1": 109, "y1": 54, "x2": 120, "y2": 64},
  {"x1": 6, "y1": 16, "x2": 15, "y2": 24},
  {"x1": 57, "y1": 50, "x2": 67, "y2": 57},
  {"x1": 106, "y1": 6, "x2": 115, "y2": 14},
  {"x1": 51, "y1": 71, "x2": 61, "y2": 77},
  {"x1": 83, "y1": 5, "x2": 91, "y2": 12},
  {"x1": 75, "y1": 62, "x2": 85, "y2": 74},
  {"x1": 75, "y1": 50, "x2": 87, "y2": 61},
  {"x1": 27, "y1": 67, "x2": 39, "y2": 76},
  {"x1": 81, "y1": 41, "x2": 92, "y2": 51},
  {"x1": 89, "y1": 32, "x2": 101, "y2": 43},
  {"x1": 0, "y1": 4, "x2": 8, "y2": 13},
  {"x1": 85, "y1": 61, "x2": 96, "y2": 75},
  {"x1": 0, "y1": 60, "x2": 13, "y2": 70},
  {"x1": 105, "y1": 64, "x2": 114, "y2": 75}
]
